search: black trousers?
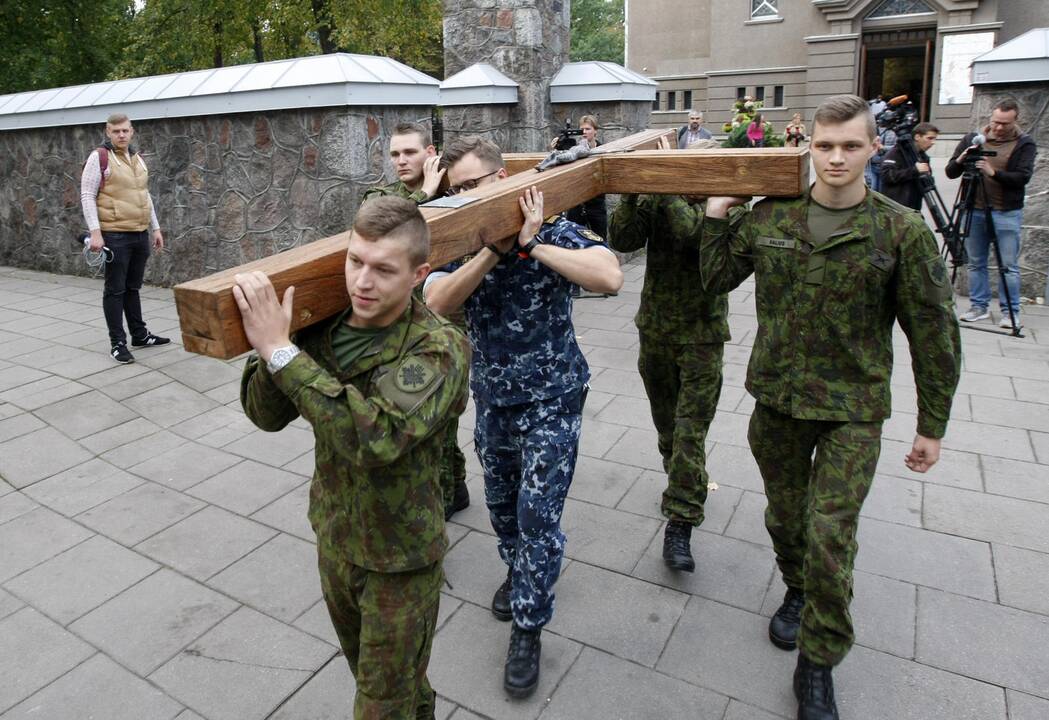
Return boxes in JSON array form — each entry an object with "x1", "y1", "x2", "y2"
[{"x1": 102, "y1": 230, "x2": 151, "y2": 346}]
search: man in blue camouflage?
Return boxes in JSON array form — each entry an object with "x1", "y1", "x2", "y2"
[
  {"x1": 701, "y1": 95, "x2": 961, "y2": 720},
  {"x1": 424, "y1": 136, "x2": 623, "y2": 698}
]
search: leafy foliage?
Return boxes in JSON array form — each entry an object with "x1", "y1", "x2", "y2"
[
  {"x1": 721, "y1": 97, "x2": 784, "y2": 148},
  {"x1": 570, "y1": 0, "x2": 624, "y2": 65}
]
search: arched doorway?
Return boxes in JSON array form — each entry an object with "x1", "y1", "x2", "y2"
[{"x1": 859, "y1": 26, "x2": 936, "y2": 121}]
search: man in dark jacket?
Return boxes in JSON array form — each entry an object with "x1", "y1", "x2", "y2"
[
  {"x1": 946, "y1": 99, "x2": 1038, "y2": 327},
  {"x1": 880, "y1": 122, "x2": 939, "y2": 211}
]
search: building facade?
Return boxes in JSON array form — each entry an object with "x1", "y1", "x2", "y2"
[{"x1": 628, "y1": 0, "x2": 1049, "y2": 137}]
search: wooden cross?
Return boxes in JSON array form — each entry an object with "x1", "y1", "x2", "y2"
[{"x1": 174, "y1": 129, "x2": 809, "y2": 359}]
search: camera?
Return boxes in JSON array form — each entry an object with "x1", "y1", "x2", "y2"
[
  {"x1": 876, "y1": 99, "x2": 919, "y2": 138},
  {"x1": 553, "y1": 119, "x2": 585, "y2": 151}
]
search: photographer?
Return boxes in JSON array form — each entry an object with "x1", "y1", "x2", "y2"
[
  {"x1": 881, "y1": 122, "x2": 939, "y2": 211},
  {"x1": 563, "y1": 115, "x2": 608, "y2": 238},
  {"x1": 946, "y1": 99, "x2": 1037, "y2": 326}
]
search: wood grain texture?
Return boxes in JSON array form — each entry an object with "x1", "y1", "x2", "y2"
[{"x1": 174, "y1": 130, "x2": 807, "y2": 359}]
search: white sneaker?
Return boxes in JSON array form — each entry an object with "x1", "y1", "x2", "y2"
[
  {"x1": 999, "y1": 313, "x2": 1020, "y2": 329},
  {"x1": 960, "y1": 307, "x2": 990, "y2": 322}
]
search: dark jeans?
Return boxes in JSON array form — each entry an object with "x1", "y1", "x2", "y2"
[{"x1": 102, "y1": 230, "x2": 151, "y2": 346}]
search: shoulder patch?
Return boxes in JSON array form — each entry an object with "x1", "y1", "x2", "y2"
[
  {"x1": 377, "y1": 356, "x2": 445, "y2": 415},
  {"x1": 922, "y1": 256, "x2": 953, "y2": 303},
  {"x1": 579, "y1": 227, "x2": 606, "y2": 244}
]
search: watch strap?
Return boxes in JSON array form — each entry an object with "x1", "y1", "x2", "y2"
[
  {"x1": 518, "y1": 235, "x2": 542, "y2": 258},
  {"x1": 266, "y1": 344, "x2": 301, "y2": 374}
]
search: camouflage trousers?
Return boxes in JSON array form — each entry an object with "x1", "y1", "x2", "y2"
[
  {"x1": 474, "y1": 387, "x2": 585, "y2": 630},
  {"x1": 318, "y1": 551, "x2": 442, "y2": 720},
  {"x1": 638, "y1": 334, "x2": 724, "y2": 526},
  {"x1": 439, "y1": 416, "x2": 467, "y2": 509},
  {"x1": 748, "y1": 402, "x2": 882, "y2": 667}
]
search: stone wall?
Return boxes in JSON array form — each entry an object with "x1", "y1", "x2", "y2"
[
  {"x1": 551, "y1": 100, "x2": 654, "y2": 145},
  {"x1": 0, "y1": 106, "x2": 432, "y2": 286},
  {"x1": 442, "y1": 0, "x2": 570, "y2": 152},
  {"x1": 441, "y1": 104, "x2": 514, "y2": 150},
  {"x1": 958, "y1": 84, "x2": 1049, "y2": 300}
]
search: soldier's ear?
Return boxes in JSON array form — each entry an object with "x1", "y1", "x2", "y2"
[{"x1": 412, "y1": 263, "x2": 431, "y2": 287}]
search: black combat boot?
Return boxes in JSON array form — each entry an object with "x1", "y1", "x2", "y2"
[
  {"x1": 491, "y1": 568, "x2": 512, "y2": 621},
  {"x1": 504, "y1": 624, "x2": 541, "y2": 698},
  {"x1": 793, "y1": 654, "x2": 839, "y2": 720},
  {"x1": 769, "y1": 587, "x2": 805, "y2": 650},
  {"x1": 444, "y1": 478, "x2": 470, "y2": 521},
  {"x1": 662, "y1": 520, "x2": 695, "y2": 572}
]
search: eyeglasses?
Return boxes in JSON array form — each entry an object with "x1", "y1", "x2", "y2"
[{"x1": 447, "y1": 169, "x2": 500, "y2": 195}]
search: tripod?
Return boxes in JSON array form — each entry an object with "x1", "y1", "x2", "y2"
[{"x1": 951, "y1": 162, "x2": 1024, "y2": 338}]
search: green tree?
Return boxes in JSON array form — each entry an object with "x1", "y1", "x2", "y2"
[
  {"x1": 570, "y1": 0, "x2": 624, "y2": 65},
  {"x1": 0, "y1": 0, "x2": 134, "y2": 94}
]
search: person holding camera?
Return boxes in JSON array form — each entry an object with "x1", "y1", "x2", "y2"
[
  {"x1": 880, "y1": 122, "x2": 939, "y2": 211},
  {"x1": 947, "y1": 99, "x2": 1038, "y2": 326}
]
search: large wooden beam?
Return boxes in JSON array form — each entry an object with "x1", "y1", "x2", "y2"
[{"x1": 174, "y1": 131, "x2": 808, "y2": 359}]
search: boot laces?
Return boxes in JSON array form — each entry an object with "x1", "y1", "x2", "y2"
[
  {"x1": 665, "y1": 523, "x2": 692, "y2": 554},
  {"x1": 804, "y1": 663, "x2": 835, "y2": 705},
  {"x1": 779, "y1": 589, "x2": 805, "y2": 624}
]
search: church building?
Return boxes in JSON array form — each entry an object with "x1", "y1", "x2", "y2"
[{"x1": 628, "y1": 0, "x2": 1049, "y2": 136}]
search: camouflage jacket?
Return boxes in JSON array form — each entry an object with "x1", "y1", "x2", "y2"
[
  {"x1": 699, "y1": 189, "x2": 960, "y2": 438},
  {"x1": 609, "y1": 194, "x2": 730, "y2": 344},
  {"x1": 429, "y1": 215, "x2": 608, "y2": 406},
  {"x1": 240, "y1": 297, "x2": 471, "y2": 572},
  {"x1": 362, "y1": 180, "x2": 429, "y2": 205}
]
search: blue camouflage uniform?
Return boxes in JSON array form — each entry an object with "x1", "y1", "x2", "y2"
[{"x1": 426, "y1": 215, "x2": 607, "y2": 630}]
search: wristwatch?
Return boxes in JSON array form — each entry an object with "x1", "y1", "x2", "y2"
[
  {"x1": 266, "y1": 344, "x2": 301, "y2": 374},
  {"x1": 518, "y1": 235, "x2": 543, "y2": 258}
]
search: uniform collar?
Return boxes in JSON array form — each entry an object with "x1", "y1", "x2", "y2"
[
  {"x1": 774, "y1": 187, "x2": 875, "y2": 251},
  {"x1": 325, "y1": 297, "x2": 422, "y2": 376}
]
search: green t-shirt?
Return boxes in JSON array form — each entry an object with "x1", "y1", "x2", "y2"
[
  {"x1": 807, "y1": 199, "x2": 862, "y2": 247},
  {"x1": 332, "y1": 322, "x2": 385, "y2": 372}
]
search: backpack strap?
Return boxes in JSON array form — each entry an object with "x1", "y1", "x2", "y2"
[{"x1": 97, "y1": 147, "x2": 109, "y2": 190}]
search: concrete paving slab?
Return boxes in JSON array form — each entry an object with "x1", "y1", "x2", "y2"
[
  {"x1": 0, "y1": 365, "x2": 48, "y2": 393},
  {"x1": 0, "y1": 608, "x2": 95, "y2": 715},
  {"x1": 0, "y1": 375, "x2": 89, "y2": 411},
  {"x1": 78, "y1": 417, "x2": 163, "y2": 455},
  {"x1": 923, "y1": 484, "x2": 1049, "y2": 553},
  {"x1": 1007, "y1": 690, "x2": 1049, "y2": 720},
  {"x1": 136, "y1": 505, "x2": 277, "y2": 581},
  {"x1": 96, "y1": 369, "x2": 174, "y2": 401},
  {"x1": 916, "y1": 588, "x2": 1049, "y2": 698},
  {"x1": 634, "y1": 529, "x2": 775, "y2": 614},
  {"x1": 560, "y1": 499, "x2": 661, "y2": 574},
  {"x1": 428, "y1": 604, "x2": 583, "y2": 720},
  {"x1": 292, "y1": 599, "x2": 340, "y2": 648},
  {"x1": 0, "y1": 493, "x2": 39, "y2": 525},
  {"x1": 0, "y1": 426, "x2": 93, "y2": 489},
  {"x1": 100, "y1": 429, "x2": 189, "y2": 469},
  {"x1": 566, "y1": 455, "x2": 643, "y2": 509},
  {"x1": 0, "y1": 507, "x2": 93, "y2": 583},
  {"x1": 35, "y1": 390, "x2": 137, "y2": 440},
  {"x1": 442, "y1": 530, "x2": 515, "y2": 610},
  {"x1": 860, "y1": 473, "x2": 923, "y2": 527},
  {"x1": 576, "y1": 417, "x2": 628, "y2": 459},
  {"x1": 545, "y1": 562, "x2": 687, "y2": 667},
  {"x1": 971, "y1": 395, "x2": 1049, "y2": 433},
  {"x1": 149, "y1": 607, "x2": 335, "y2": 720},
  {"x1": 167, "y1": 405, "x2": 256, "y2": 444},
  {"x1": 281, "y1": 449, "x2": 315, "y2": 478},
  {"x1": 875, "y1": 438, "x2": 982, "y2": 489},
  {"x1": 267, "y1": 656, "x2": 355, "y2": 720},
  {"x1": 603, "y1": 426, "x2": 665, "y2": 471},
  {"x1": 0, "y1": 652, "x2": 183, "y2": 720},
  {"x1": 706, "y1": 442, "x2": 765, "y2": 493},
  {"x1": 70, "y1": 568, "x2": 238, "y2": 675},
  {"x1": 1031, "y1": 429, "x2": 1049, "y2": 464},
  {"x1": 4, "y1": 534, "x2": 158, "y2": 625},
  {"x1": 224, "y1": 426, "x2": 316, "y2": 467},
  {"x1": 992, "y1": 543, "x2": 1049, "y2": 616},
  {"x1": 22, "y1": 459, "x2": 143, "y2": 522},
  {"x1": 656, "y1": 597, "x2": 797, "y2": 717},
  {"x1": 129, "y1": 441, "x2": 243, "y2": 491},
  {"x1": 0, "y1": 589, "x2": 23, "y2": 621},
  {"x1": 837, "y1": 644, "x2": 1007, "y2": 720},
  {"x1": 160, "y1": 355, "x2": 245, "y2": 393},
  {"x1": 188, "y1": 459, "x2": 304, "y2": 515},
  {"x1": 1012, "y1": 377, "x2": 1049, "y2": 405},
  {"x1": 250, "y1": 482, "x2": 314, "y2": 542},
  {"x1": 593, "y1": 394, "x2": 657, "y2": 432},
  {"x1": 586, "y1": 367, "x2": 648, "y2": 399},
  {"x1": 722, "y1": 699, "x2": 789, "y2": 720},
  {"x1": 982, "y1": 455, "x2": 1049, "y2": 504},
  {"x1": 122, "y1": 381, "x2": 219, "y2": 428},
  {"x1": 616, "y1": 468, "x2": 742, "y2": 534},
  {"x1": 76, "y1": 482, "x2": 205, "y2": 545},
  {"x1": 207, "y1": 533, "x2": 322, "y2": 622},
  {"x1": 855, "y1": 518, "x2": 996, "y2": 600},
  {"x1": 539, "y1": 647, "x2": 729, "y2": 720},
  {"x1": 724, "y1": 490, "x2": 771, "y2": 547}
]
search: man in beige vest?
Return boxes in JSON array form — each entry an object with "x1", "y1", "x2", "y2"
[{"x1": 81, "y1": 112, "x2": 169, "y2": 363}]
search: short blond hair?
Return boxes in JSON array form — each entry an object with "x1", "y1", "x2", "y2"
[
  {"x1": 813, "y1": 94, "x2": 875, "y2": 139},
  {"x1": 353, "y1": 196, "x2": 430, "y2": 266},
  {"x1": 579, "y1": 115, "x2": 599, "y2": 130},
  {"x1": 439, "y1": 136, "x2": 505, "y2": 172},
  {"x1": 106, "y1": 113, "x2": 130, "y2": 126}
]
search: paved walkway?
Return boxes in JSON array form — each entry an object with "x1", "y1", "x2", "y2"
[{"x1": 0, "y1": 256, "x2": 1047, "y2": 720}]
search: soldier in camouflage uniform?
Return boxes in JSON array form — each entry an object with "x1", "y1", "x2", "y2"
[
  {"x1": 700, "y1": 95, "x2": 960, "y2": 720},
  {"x1": 237, "y1": 197, "x2": 470, "y2": 720},
  {"x1": 361, "y1": 122, "x2": 471, "y2": 521},
  {"x1": 608, "y1": 137, "x2": 730, "y2": 572},
  {"x1": 424, "y1": 136, "x2": 623, "y2": 698}
]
